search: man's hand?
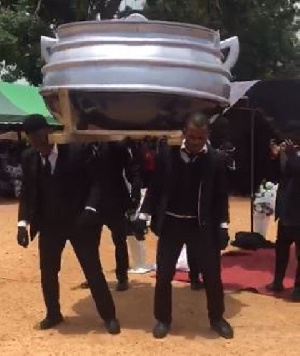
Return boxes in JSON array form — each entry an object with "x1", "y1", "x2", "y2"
[
  {"x1": 270, "y1": 139, "x2": 280, "y2": 158},
  {"x1": 77, "y1": 210, "x2": 99, "y2": 230},
  {"x1": 125, "y1": 210, "x2": 150, "y2": 241},
  {"x1": 284, "y1": 139, "x2": 296, "y2": 156},
  {"x1": 17, "y1": 227, "x2": 29, "y2": 248},
  {"x1": 131, "y1": 218, "x2": 148, "y2": 241},
  {"x1": 129, "y1": 197, "x2": 140, "y2": 211},
  {"x1": 219, "y1": 228, "x2": 230, "y2": 251}
]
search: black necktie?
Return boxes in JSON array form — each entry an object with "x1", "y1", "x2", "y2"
[
  {"x1": 182, "y1": 149, "x2": 201, "y2": 162},
  {"x1": 43, "y1": 155, "x2": 52, "y2": 175},
  {"x1": 187, "y1": 152, "x2": 197, "y2": 161}
]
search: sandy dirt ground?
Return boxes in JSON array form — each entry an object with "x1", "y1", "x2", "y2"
[{"x1": 0, "y1": 197, "x2": 299, "y2": 356}]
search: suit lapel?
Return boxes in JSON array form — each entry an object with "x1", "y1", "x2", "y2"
[
  {"x1": 53, "y1": 145, "x2": 66, "y2": 177},
  {"x1": 164, "y1": 146, "x2": 176, "y2": 194},
  {"x1": 28, "y1": 151, "x2": 41, "y2": 223},
  {"x1": 199, "y1": 149, "x2": 216, "y2": 221},
  {"x1": 30, "y1": 151, "x2": 40, "y2": 186},
  {"x1": 202, "y1": 149, "x2": 213, "y2": 187}
]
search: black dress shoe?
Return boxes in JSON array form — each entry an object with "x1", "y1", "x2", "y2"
[
  {"x1": 190, "y1": 280, "x2": 204, "y2": 291},
  {"x1": 104, "y1": 318, "x2": 121, "y2": 335},
  {"x1": 292, "y1": 287, "x2": 300, "y2": 302},
  {"x1": 210, "y1": 318, "x2": 234, "y2": 339},
  {"x1": 116, "y1": 279, "x2": 129, "y2": 292},
  {"x1": 265, "y1": 281, "x2": 284, "y2": 292},
  {"x1": 40, "y1": 314, "x2": 64, "y2": 330},
  {"x1": 152, "y1": 321, "x2": 170, "y2": 339}
]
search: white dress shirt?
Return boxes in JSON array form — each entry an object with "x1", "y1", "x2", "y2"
[
  {"x1": 40, "y1": 144, "x2": 58, "y2": 174},
  {"x1": 180, "y1": 140, "x2": 208, "y2": 163}
]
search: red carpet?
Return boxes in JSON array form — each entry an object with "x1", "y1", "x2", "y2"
[{"x1": 173, "y1": 247, "x2": 297, "y2": 300}]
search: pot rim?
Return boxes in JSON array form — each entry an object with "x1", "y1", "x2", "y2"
[
  {"x1": 57, "y1": 20, "x2": 217, "y2": 40},
  {"x1": 40, "y1": 85, "x2": 230, "y2": 106}
]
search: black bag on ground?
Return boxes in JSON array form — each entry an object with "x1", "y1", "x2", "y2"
[{"x1": 231, "y1": 231, "x2": 275, "y2": 250}]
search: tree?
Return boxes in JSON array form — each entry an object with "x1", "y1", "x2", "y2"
[
  {"x1": 0, "y1": 1, "x2": 53, "y2": 85},
  {"x1": 145, "y1": 0, "x2": 300, "y2": 80},
  {"x1": 36, "y1": 0, "x2": 123, "y2": 23},
  {"x1": 214, "y1": 0, "x2": 300, "y2": 80},
  {"x1": 0, "y1": 0, "x2": 123, "y2": 84},
  {"x1": 144, "y1": 0, "x2": 207, "y2": 22}
]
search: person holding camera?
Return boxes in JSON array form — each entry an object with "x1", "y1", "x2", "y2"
[{"x1": 266, "y1": 138, "x2": 300, "y2": 301}]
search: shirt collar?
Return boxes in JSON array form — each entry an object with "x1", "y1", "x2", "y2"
[
  {"x1": 180, "y1": 140, "x2": 208, "y2": 154},
  {"x1": 40, "y1": 144, "x2": 58, "y2": 158},
  {"x1": 52, "y1": 144, "x2": 58, "y2": 154}
]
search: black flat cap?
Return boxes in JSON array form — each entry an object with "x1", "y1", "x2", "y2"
[{"x1": 23, "y1": 114, "x2": 49, "y2": 134}]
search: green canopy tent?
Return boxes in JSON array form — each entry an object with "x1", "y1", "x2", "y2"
[{"x1": 0, "y1": 82, "x2": 61, "y2": 131}]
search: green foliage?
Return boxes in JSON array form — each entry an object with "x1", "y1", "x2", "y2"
[
  {"x1": 145, "y1": 0, "x2": 300, "y2": 80},
  {"x1": 0, "y1": 0, "x2": 122, "y2": 84},
  {"x1": 216, "y1": 0, "x2": 300, "y2": 80},
  {"x1": 0, "y1": 3, "x2": 53, "y2": 85}
]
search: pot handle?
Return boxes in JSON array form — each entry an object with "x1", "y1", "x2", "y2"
[
  {"x1": 123, "y1": 13, "x2": 149, "y2": 22},
  {"x1": 220, "y1": 36, "x2": 239, "y2": 70},
  {"x1": 41, "y1": 36, "x2": 58, "y2": 63}
]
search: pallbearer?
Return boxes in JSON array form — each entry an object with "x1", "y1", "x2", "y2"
[
  {"x1": 139, "y1": 113, "x2": 233, "y2": 339},
  {"x1": 17, "y1": 115, "x2": 120, "y2": 334}
]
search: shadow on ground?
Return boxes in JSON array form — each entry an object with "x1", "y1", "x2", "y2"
[{"x1": 56, "y1": 279, "x2": 245, "y2": 340}]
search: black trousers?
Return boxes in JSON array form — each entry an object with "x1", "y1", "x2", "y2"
[
  {"x1": 99, "y1": 213, "x2": 129, "y2": 281},
  {"x1": 186, "y1": 243, "x2": 202, "y2": 282},
  {"x1": 155, "y1": 215, "x2": 224, "y2": 325},
  {"x1": 274, "y1": 222, "x2": 300, "y2": 287},
  {"x1": 39, "y1": 226, "x2": 116, "y2": 321}
]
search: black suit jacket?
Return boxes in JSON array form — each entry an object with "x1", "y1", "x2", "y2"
[
  {"x1": 141, "y1": 144, "x2": 229, "y2": 243},
  {"x1": 93, "y1": 142, "x2": 142, "y2": 215},
  {"x1": 275, "y1": 152, "x2": 300, "y2": 226},
  {"x1": 18, "y1": 144, "x2": 99, "y2": 238}
]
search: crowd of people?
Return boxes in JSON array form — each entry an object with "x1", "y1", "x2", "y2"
[
  {"x1": 0, "y1": 141, "x2": 25, "y2": 198},
  {"x1": 11, "y1": 112, "x2": 300, "y2": 340}
]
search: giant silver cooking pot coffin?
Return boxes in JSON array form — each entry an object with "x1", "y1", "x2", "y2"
[{"x1": 41, "y1": 14, "x2": 239, "y2": 130}]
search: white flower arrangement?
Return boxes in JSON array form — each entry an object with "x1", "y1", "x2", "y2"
[{"x1": 253, "y1": 181, "x2": 278, "y2": 217}]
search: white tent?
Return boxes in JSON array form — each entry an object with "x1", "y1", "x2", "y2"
[{"x1": 229, "y1": 81, "x2": 259, "y2": 106}]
